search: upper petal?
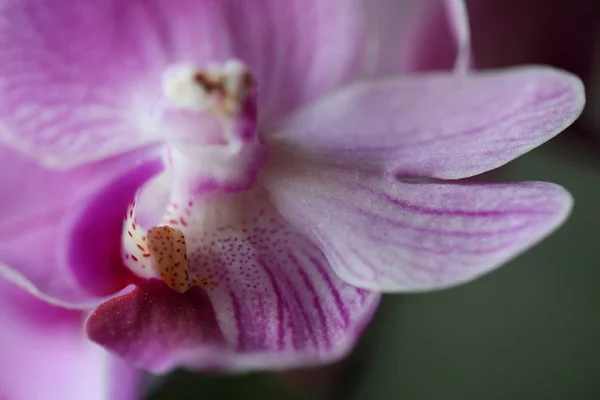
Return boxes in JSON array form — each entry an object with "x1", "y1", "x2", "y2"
[
  {"x1": 220, "y1": 0, "x2": 369, "y2": 124},
  {"x1": 444, "y1": 0, "x2": 471, "y2": 72},
  {"x1": 87, "y1": 190, "x2": 379, "y2": 372},
  {"x1": 0, "y1": 0, "x2": 372, "y2": 167},
  {"x1": 0, "y1": 144, "x2": 163, "y2": 306},
  {"x1": 0, "y1": 0, "x2": 162, "y2": 167},
  {"x1": 365, "y1": 0, "x2": 470, "y2": 75},
  {"x1": 0, "y1": 278, "x2": 142, "y2": 400},
  {"x1": 263, "y1": 159, "x2": 573, "y2": 291},
  {"x1": 0, "y1": 0, "x2": 234, "y2": 169},
  {"x1": 271, "y1": 66, "x2": 584, "y2": 179}
]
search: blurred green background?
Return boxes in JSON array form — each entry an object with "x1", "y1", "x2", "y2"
[{"x1": 145, "y1": 138, "x2": 600, "y2": 399}]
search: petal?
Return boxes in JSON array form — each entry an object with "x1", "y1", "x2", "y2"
[
  {"x1": 87, "y1": 191, "x2": 379, "y2": 372},
  {"x1": 221, "y1": 0, "x2": 369, "y2": 123},
  {"x1": 0, "y1": 144, "x2": 163, "y2": 306},
  {"x1": 86, "y1": 281, "x2": 225, "y2": 373},
  {"x1": 365, "y1": 0, "x2": 470, "y2": 75},
  {"x1": 271, "y1": 66, "x2": 584, "y2": 179},
  {"x1": 444, "y1": 0, "x2": 471, "y2": 72},
  {"x1": 0, "y1": 0, "x2": 370, "y2": 167},
  {"x1": 263, "y1": 161, "x2": 573, "y2": 291},
  {"x1": 0, "y1": 278, "x2": 142, "y2": 400},
  {"x1": 0, "y1": 0, "x2": 230, "y2": 168}
]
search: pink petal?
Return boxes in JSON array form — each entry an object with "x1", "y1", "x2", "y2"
[
  {"x1": 87, "y1": 194, "x2": 379, "y2": 372},
  {"x1": 0, "y1": 144, "x2": 163, "y2": 306},
  {"x1": 0, "y1": 1, "x2": 157, "y2": 167},
  {"x1": 0, "y1": 278, "x2": 141, "y2": 400},
  {"x1": 0, "y1": 0, "x2": 237, "y2": 168},
  {"x1": 444, "y1": 0, "x2": 471, "y2": 71},
  {"x1": 0, "y1": 0, "x2": 371, "y2": 167},
  {"x1": 220, "y1": 0, "x2": 369, "y2": 123},
  {"x1": 263, "y1": 162, "x2": 573, "y2": 291},
  {"x1": 365, "y1": 0, "x2": 470, "y2": 75},
  {"x1": 271, "y1": 66, "x2": 584, "y2": 179}
]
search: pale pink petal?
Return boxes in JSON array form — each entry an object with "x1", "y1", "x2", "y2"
[
  {"x1": 263, "y1": 162, "x2": 572, "y2": 291},
  {"x1": 444, "y1": 0, "x2": 471, "y2": 71},
  {"x1": 87, "y1": 192, "x2": 379, "y2": 372},
  {"x1": 0, "y1": 278, "x2": 142, "y2": 400},
  {"x1": 271, "y1": 66, "x2": 584, "y2": 179},
  {"x1": 0, "y1": 144, "x2": 163, "y2": 306}
]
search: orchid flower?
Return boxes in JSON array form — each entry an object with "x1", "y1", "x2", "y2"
[
  {"x1": 0, "y1": 279, "x2": 140, "y2": 400},
  {"x1": 0, "y1": 0, "x2": 584, "y2": 377}
]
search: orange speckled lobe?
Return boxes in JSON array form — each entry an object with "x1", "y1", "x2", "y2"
[{"x1": 147, "y1": 226, "x2": 192, "y2": 294}]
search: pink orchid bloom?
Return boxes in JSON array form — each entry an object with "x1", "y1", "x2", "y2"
[
  {"x1": 0, "y1": 279, "x2": 140, "y2": 400},
  {"x1": 0, "y1": 0, "x2": 584, "y2": 379}
]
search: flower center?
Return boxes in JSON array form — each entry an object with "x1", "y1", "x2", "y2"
[
  {"x1": 121, "y1": 60, "x2": 268, "y2": 292},
  {"x1": 159, "y1": 60, "x2": 267, "y2": 193}
]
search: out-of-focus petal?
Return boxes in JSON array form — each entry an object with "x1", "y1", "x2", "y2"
[
  {"x1": 444, "y1": 0, "x2": 470, "y2": 71},
  {"x1": 221, "y1": 0, "x2": 368, "y2": 123},
  {"x1": 0, "y1": 0, "x2": 174, "y2": 167},
  {"x1": 0, "y1": 144, "x2": 163, "y2": 306},
  {"x1": 264, "y1": 161, "x2": 572, "y2": 291},
  {"x1": 0, "y1": 278, "x2": 142, "y2": 400},
  {"x1": 271, "y1": 66, "x2": 584, "y2": 179},
  {"x1": 87, "y1": 191, "x2": 379, "y2": 372},
  {"x1": 364, "y1": 0, "x2": 470, "y2": 75},
  {"x1": 0, "y1": 0, "x2": 371, "y2": 167}
]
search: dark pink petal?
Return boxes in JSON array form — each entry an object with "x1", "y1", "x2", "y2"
[
  {"x1": 365, "y1": 0, "x2": 470, "y2": 75},
  {"x1": 86, "y1": 281, "x2": 224, "y2": 373},
  {"x1": 264, "y1": 162, "x2": 572, "y2": 291},
  {"x1": 0, "y1": 144, "x2": 163, "y2": 305},
  {"x1": 87, "y1": 193, "x2": 379, "y2": 372},
  {"x1": 0, "y1": 278, "x2": 142, "y2": 400},
  {"x1": 272, "y1": 66, "x2": 584, "y2": 179}
]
